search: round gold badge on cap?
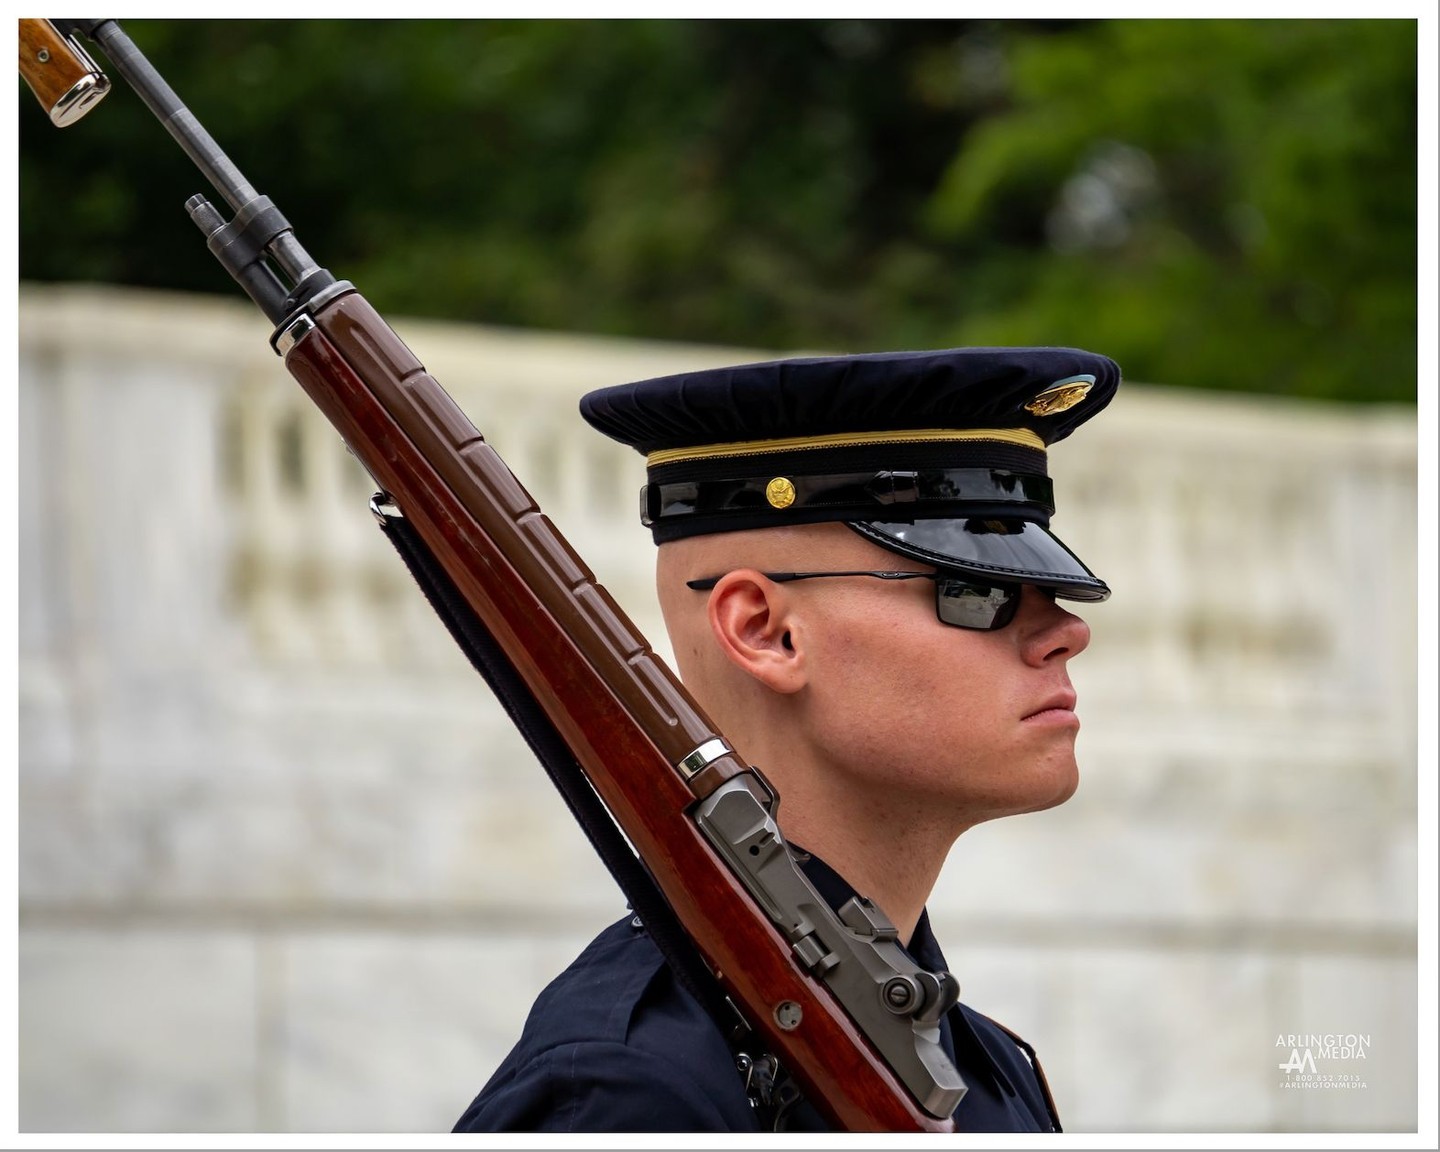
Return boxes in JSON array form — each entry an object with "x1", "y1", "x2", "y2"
[
  {"x1": 765, "y1": 477, "x2": 797, "y2": 509},
  {"x1": 1025, "y1": 377, "x2": 1094, "y2": 417}
]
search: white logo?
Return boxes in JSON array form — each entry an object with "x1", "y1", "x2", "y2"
[
  {"x1": 1274, "y1": 1032, "x2": 1370, "y2": 1090},
  {"x1": 1277, "y1": 1048, "x2": 1317, "y2": 1074}
]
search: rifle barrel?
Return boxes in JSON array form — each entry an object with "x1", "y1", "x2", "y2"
[{"x1": 83, "y1": 19, "x2": 322, "y2": 290}]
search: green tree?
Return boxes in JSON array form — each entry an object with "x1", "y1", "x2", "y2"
[
  {"x1": 18, "y1": 19, "x2": 1416, "y2": 403},
  {"x1": 922, "y1": 20, "x2": 1417, "y2": 402}
]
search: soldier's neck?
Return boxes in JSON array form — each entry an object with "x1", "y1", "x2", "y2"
[{"x1": 769, "y1": 784, "x2": 960, "y2": 948}]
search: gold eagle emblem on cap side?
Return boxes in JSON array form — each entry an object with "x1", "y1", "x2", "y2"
[
  {"x1": 765, "y1": 477, "x2": 797, "y2": 509},
  {"x1": 1024, "y1": 377, "x2": 1094, "y2": 417}
]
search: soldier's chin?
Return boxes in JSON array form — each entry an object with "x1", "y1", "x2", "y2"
[
  {"x1": 1015, "y1": 760, "x2": 1081, "y2": 816},
  {"x1": 961, "y1": 765, "x2": 1079, "y2": 828}
]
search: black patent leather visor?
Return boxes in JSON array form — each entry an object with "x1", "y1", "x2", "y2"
[{"x1": 849, "y1": 518, "x2": 1110, "y2": 602}]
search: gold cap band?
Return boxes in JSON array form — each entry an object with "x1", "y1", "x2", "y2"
[{"x1": 645, "y1": 427, "x2": 1045, "y2": 468}]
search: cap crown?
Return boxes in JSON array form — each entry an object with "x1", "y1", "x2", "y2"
[
  {"x1": 579, "y1": 346, "x2": 1120, "y2": 458},
  {"x1": 577, "y1": 346, "x2": 1119, "y2": 601}
]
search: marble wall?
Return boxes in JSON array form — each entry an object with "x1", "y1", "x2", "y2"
[{"x1": 17, "y1": 284, "x2": 1419, "y2": 1133}]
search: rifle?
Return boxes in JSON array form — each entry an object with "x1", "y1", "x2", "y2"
[{"x1": 18, "y1": 19, "x2": 965, "y2": 1131}]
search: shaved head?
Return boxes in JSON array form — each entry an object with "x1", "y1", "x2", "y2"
[{"x1": 656, "y1": 522, "x2": 902, "y2": 690}]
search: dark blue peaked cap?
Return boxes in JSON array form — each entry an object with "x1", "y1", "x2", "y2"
[{"x1": 580, "y1": 346, "x2": 1120, "y2": 600}]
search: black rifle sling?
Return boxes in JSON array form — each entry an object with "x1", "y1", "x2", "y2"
[{"x1": 372, "y1": 502, "x2": 749, "y2": 1047}]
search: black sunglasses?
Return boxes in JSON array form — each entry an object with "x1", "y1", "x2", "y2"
[{"x1": 685, "y1": 569, "x2": 1031, "y2": 632}]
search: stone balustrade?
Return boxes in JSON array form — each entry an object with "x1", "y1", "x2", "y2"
[{"x1": 17, "y1": 284, "x2": 1418, "y2": 1133}]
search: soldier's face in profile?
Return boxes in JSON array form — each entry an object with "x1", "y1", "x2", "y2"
[{"x1": 792, "y1": 538, "x2": 1093, "y2": 831}]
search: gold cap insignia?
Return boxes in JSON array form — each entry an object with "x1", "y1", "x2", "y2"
[
  {"x1": 765, "y1": 477, "x2": 797, "y2": 509},
  {"x1": 1025, "y1": 376, "x2": 1094, "y2": 417}
]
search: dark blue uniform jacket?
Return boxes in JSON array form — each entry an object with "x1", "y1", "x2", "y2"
[{"x1": 455, "y1": 854, "x2": 1060, "y2": 1133}]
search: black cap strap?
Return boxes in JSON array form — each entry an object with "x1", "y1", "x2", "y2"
[{"x1": 641, "y1": 468, "x2": 1055, "y2": 528}]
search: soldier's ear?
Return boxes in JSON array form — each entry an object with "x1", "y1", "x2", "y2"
[{"x1": 704, "y1": 571, "x2": 806, "y2": 694}]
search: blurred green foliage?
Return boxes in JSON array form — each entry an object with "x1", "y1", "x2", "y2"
[{"x1": 19, "y1": 18, "x2": 1417, "y2": 402}]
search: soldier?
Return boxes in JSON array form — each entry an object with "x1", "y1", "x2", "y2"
[{"x1": 455, "y1": 346, "x2": 1117, "y2": 1132}]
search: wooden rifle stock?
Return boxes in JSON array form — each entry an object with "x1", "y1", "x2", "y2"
[
  {"x1": 18, "y1": 18, "x2": 109, "y2": 125},
  {"x1": 20, "y1": 18, "x2": 957, "y2": 1130},
  {"x1": 282, "y1": 287, "x2": 953, "y2": 1131}
]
